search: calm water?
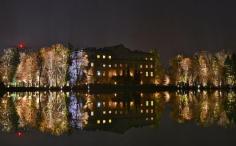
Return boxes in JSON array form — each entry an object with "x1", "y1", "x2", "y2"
[{"x1": 0, "y1": 90, "x2": 236, "y2": 146}]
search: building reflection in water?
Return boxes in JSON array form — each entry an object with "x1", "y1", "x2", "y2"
[
  {"x1": 0, "y1": 91, "x2": 165, "y2": 135},
  {"x1": 0, "y1": 90, "x2": 235, "y2": 135}
]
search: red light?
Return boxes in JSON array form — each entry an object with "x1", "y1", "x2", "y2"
[
  {"x1": 16, "y1": 131, "x2": 23, "y2": 137},
  {"x1": 18, "y1": 43, "x2": 25, "y2": 49}
]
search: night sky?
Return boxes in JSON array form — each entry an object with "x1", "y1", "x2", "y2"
[{"x1": 1, "y1": 0, "x2": 236, "y2": 62}]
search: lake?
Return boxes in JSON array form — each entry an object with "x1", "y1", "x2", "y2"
[{"x1": 0, "y1": 90, "x2": 236, "y2": 146}]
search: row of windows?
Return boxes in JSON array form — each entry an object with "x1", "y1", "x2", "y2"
[
  {"x1": 140, "y1": 64, "x2": 153, "y2": 69},
  {"x1": 90, "y1": 62, "x2": 154, "y2": 69},
  {"x1": 96, "y1": 101, "x2": 153, "y2": 108},
  {"x1": 97, "y1": 119, "x2": 112, "y2": 124},
  {"x1": 96, "y1": 71, "x2": 154, "y2": 77},
  {"x1": 97, "y1": 55, "x2": 112, "y2": 59},
  {"x1": 140, "y1": 109, "x2": 154, "y2": 114},
  {"x1": 96, "y1": 55, "x2": 153, "y2": 61}
]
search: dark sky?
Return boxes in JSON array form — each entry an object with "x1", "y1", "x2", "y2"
[{"x1": 1, "y1": 0, "x2": 236, "y2": 62}]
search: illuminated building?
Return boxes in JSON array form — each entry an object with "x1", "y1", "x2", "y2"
[{"x1": 82, "y1": 44, "x2": 155, "y2": 84}]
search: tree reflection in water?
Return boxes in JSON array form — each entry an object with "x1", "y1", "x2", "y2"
[
  {"x1": 170, "y1": 90, "x2": 236, "y2": 127},
  {"x1": 0, "y1": 90, "x2": 235, "y2": 135}
]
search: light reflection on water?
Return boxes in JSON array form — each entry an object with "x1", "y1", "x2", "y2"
[{"x1": 0, "y1": 90, "x2": 235, "y2": 135}]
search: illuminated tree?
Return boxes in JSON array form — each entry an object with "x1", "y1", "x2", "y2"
[
  {"x1": 69, "y1": 50, "x2": 89, "y2": 85},
  {"x1": 39, "y1": 44, "x2": 69, "y2": 86},
  {"x1": 0, "y1": 48, "x2": 20, "y2": 85},
  {"x1": 15, "y1": 53, "x2": 39, "y2": 86}
]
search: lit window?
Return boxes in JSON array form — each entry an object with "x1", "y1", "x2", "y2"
[
  {"x1": 151, "y1": 109, "x2": 154, "y2": 113},
  {"x1": 103, "y1": 72, "x2": 106, "y2": 76},
  {"x1": 146, "y1": 109, "x2": 149, "y2": 113},
  {"x1": 146, "y1": 101, "x2": 149, "y2": 106},
  {"x1": 145, "y1": 65, "x2": 148, "y2": 68},
  {"x1": 141, "y1": 109, "x2": 143, "y2": 113},
  {"x1": 108, "y1": 119, "x2": 112, "y2": 123},
  {"x1": 108, "y1": 55, "x2": 111, "y2": 59},
  {"x1": 140, "y1": 65, "x2": 143, "y2": 68},
  {"x1": 91, "y1": 62, "x2": 94, "y2": 67},
  {"x1": 103, "y1": 55, "x2": 106, "y2": 59},
  {"x1": 103, "y1": 64, "x2": 106, "y2": 67},
  {"x1": 120, "y1": 64, "x2": 122, "y2": 67},
  {"x1": 130, "y1": 72, "x2": 133, "y2": 77},
  {"x1": 97, "y1": 55, "x2": 100, "y2": 59},
  {"x1": 109, "y1": 110, "x2": 112, "y2": 114},
  {"x1": 91, "y1": 111, "x2": 94, "y2": 116},
  {"x1": 97, "y1": 120, "x2": 101, "y2": 124},
  {"x1": 151, "y1": 117, "x2": 154, "y2": 120},
  {"x1": 140, "y1": 80, "x2": 143, "y2": 85},
  {"x1": 145, "y1": 57, "x2": 148, "y2": 60},
  {"x1": 151, "y1": 101, "x2": 154, "y2": 106},
  {"x1": 145, "y1": 72, "x2": 149, "y2": 77},
  {"x1": 97, "y1": 102, "x2": 101, "y2": 107},
  {"x1": 150, "y1": 58, "x2": 153, "y2": 61},
  {"x1": 103, "y1": 111, "x2": 106, "y2": 114},
  {"x1": 114, "y1": 64, "x2": 117, "y2": 67},
  {"x1": 150, "y1": 65, "x2": 153, "y2": 68},
  {"x1": 102, "y1": 120, "x2": 106, "y2": 124},
  {"x1": 150, "y1": 72, "x2": 154, "y2": 77},
  {"x1": 108, "y1": 64, "x2": 111, "y2": 68},
  {"x1": 97, "y1": 71, "x2": 101, "y2": 76}
]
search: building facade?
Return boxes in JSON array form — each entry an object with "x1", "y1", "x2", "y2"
[{"x1": 83, "y1": 44, "x2": 155, "y2": 84}]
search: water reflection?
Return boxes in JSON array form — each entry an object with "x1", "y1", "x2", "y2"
[
  {"x1": 0, "y1": 90, "x2": 235, "y2": 135},
  {"x1": 170, "y1": 90, "x2": 236, "y2": 127},
  {"x1": 0, "y1": 91, "x2": 165, "y2": 135}
]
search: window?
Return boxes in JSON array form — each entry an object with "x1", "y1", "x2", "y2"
[
  {"x1": 150, "y1": 72, "x2": 154, "y2": 77},
  {"x1": 103, "y1": 64, "x2": 106, "y2": 67},
  {"x1": 108, "y1": 64, "x2": 111, "y2": 68},
  {"x1": 151, "y1": 109, "x2": 154, "y2": 113},
  {"x1": 103, "y1": 55, "x2": 106, "y2": 59},
  {"x1": 145, "y1": 71, "x2": 148, "y2": 77},
  {"x1": 145, "y1": 65, "x2": 148, "y2": 68},
  {"x1": 97, "y1": 55, "x2": 100, "y2": 59},
  {"x1": 140, "y1": 109, "x2": 143, "y2": 113},
  {"x1": 140, "y1": 65, "x2": 143, "y2": 68},
  {"x1": 97, "y1": 71, "x2": 101, "y2": 76},
  {"x1": 150, "y1": 64, "x2": 153, "y2": 68},
  {"x1": 120, "y1": 64, "x2": 123, "y2": 67},
  {"x1": 103, "y1": 111, "x2": 106, "y2": 114},
  {"x1": 91, "y1": 111, "x2": 94, "y2": 116},
  {"x1": 151, "y1": 101, "x2": 154, "y2": 106},
  {"x1": 103, "y1": 72, "x2": 106, "y2": 76},
  {"x1": 108, "y1": 55, "x2": 111, "y2": 59},
  {"x1": 150, "y1": 57, "x2": 153, "y2": 61},
  {"x1": 102, "y1": 120, "x2": 106, "y2": 124},
  {"x1": 108, "y1": 119, "x2": 112, "y2": 123},
  {"x1": 97, "y1": 120, "x2": 101, "y2": 124},
  {"x1": 146, "y1": 101, "x2": 149, "y2": 106},
  {"x1": 97, "y1": 102, "x2": 101, "y2": 107},
  {"x1": 91, "y1": 62, "x2": 94, "y2": 67},
  {"x1": 145, "y1": 57, "x2": 148, "y2": 60}
]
